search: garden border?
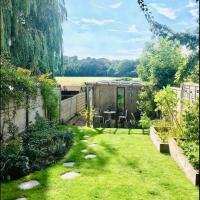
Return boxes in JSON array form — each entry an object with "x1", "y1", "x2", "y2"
[
  {"x1": 169, "y1": 138, "x2": 199, "y2": 186},
  {"x1": 150, "y1": 126, "x2": 169, "y2": 153}
]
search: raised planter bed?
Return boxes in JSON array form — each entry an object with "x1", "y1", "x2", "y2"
[
  {"x1": 169, "y1": 138, "x2": 199, "y2": 186},
  {"x1": 150, "y1": 126, "x2": 169, "y2": 153}
]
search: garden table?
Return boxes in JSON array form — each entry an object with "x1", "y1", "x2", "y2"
[{"x1": 104, "y1": 111, "x2": 116, "y2": 120}]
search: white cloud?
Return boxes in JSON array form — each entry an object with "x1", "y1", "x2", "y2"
[
  {"x1": 80, "y1": 18, "x2": 116, "y2": 26},
  {"x1": 128, "y1": 25, "x2": 138, "y2": 33},
  {"x1": 186, "y1": 1, "x2": 197, "y2": 8},
  {"x1": 110, "y1": 2, "x2": 123, "y2": 9},
  {"x1": 190, "y1": 8, "x2": 199, "y2": 18},
  {"x1": 150, "y1": 3, "x2": 177, "y2": 20}
]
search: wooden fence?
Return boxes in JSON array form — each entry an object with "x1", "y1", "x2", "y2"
[{"x1": 60, "y1": 92, "x2": 86, "y2": 123}]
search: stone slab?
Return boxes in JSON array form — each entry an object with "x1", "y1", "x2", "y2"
[
  {"x1": 63, "y1": 162, "x2": 75, "y2": 167},
  {"x1": 61, "y1": 171, "x2": 80, "y2": 180},
  {"x1": 18, "y1": 180, "x2": 40, "y2": 190},
  {"x1": 16, "y1": 198, "x2": 27, "y2": 200},
  {"x1": 88, "y1": 143, "x2": 97, "y2": 147},
  {"x1": 85, "y1": 154, "x2": 96, "y2": 159},
  {"x1": 81, "y1": 149, "x2": 88, "y2": 153}
]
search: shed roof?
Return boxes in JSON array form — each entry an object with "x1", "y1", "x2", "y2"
[{"x1": 85, "y1": 80, "x2": 144, "y2": 87}]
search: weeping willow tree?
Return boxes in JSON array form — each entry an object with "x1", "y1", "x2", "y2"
[{"x1": 0, "y1": 0, "x2": 67, "y2": 74}]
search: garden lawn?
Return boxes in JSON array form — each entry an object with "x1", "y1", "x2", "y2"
[{"x1": 1, "y1": 127, "x2": 198, "y2": 200}]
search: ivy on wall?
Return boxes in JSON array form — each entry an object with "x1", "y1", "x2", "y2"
[{"x1": 0, "y1": 56, "x2": 59, "y2": 138}]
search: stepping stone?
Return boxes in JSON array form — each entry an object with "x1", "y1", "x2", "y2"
[
  {"x1": 85, "y1": 154, "x2": 96, "y2": 159},
  {"x1": 83, "y1": 135, "x2": 90, "y2": 139},
  {"x1": 82, "y1": 139, "x2": 88, "y2": 143},
  {"x1": 16, "y1": 198, "x2": 27, "y2": 200},
  {"x1": 81, "y1": 149, "x2": 88, "y2": 153},
  {"x1": 61, "y1": 171, "x2": 80, "y2": 180},
  {"x1": 63, "y1": 162, "x2": 75, "y2": 167},
  {"x1": 88, "y1": 143, "x2": 97, "y2": 147},
  {"x1": 18, "y1": 180, "x2": 40, "y2": 190}
]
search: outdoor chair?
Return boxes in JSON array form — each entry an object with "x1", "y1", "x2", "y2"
[
  {"x1": 94, "y1": 108, "x2": 104, "y2": 126},
  {"x1": 118, "y1": 109, "x2": 128, "y2": 123},
  {"x1": 129, "y1": 112, "x2": 136, "y2": 128}
]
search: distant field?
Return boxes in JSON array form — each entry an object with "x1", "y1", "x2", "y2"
[{"x1": 56, "y1": 77, "x2": 120, "y2": 87}]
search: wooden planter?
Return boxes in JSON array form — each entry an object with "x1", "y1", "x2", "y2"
[
  {"x1": 150, "y1": 126, "x2": 169, "y2": 153},
  {"x1": 169, "y1": 138, "x2": 199, "y2": 186}
]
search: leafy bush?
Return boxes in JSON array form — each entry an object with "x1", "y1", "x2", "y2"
[
  {"x1": 137, "y1": 85, "x2": 157, "y2": 119},
  {"x1": 182, "y1": 99, "x2": 199, "y2": 141},
  {"x1": 37, "y1": 74, "x2": 59, "y2": 121},
  {"x1": 139, "y1": 114, "x2": 151, "y2": 129},
  {"x1": 154, "y1": 86, "x2": 178, "y2": 123},
  {"x1": 0, "y1": 55, "x2": 37, "y2": 107},
  {"x1": 151, "y1": 120, "x2": 181, "y2": 142},
  {"x1": 178, "y1": 140, "x2": 199, "y2": 169},
  {"x1": 0, "y1": 138, "x2": 29, "y2": 180},
  {"x1": 0, "y1": 115, "x2": 73, "y2": 181}
]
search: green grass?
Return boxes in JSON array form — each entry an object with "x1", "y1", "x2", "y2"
[{"x1": 1, "y1": 127, "x2": 198, "y2": 200}]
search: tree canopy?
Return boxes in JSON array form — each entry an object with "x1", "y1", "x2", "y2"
[
  {"x1": 137, "y1": 0, "x2": 199, "y2": 83},
  {"x1": 137, "y1": 38, "x2": 186, "y2": 89},
  {"x1": 1, "y1": 0, "x2": 67, "y2": 74},
  {"x1": 56, "y1": 56, "x2": 139, "y2": 77}
]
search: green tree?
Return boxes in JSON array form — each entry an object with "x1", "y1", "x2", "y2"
[
  {"x1": 137, "y1": 0, "x2": 199, "y2": 83},
  {"x1": 1, "y1": 0, "x2": 67, "y2": 74},
  {"x1": 137, "y1": 38, "x2": 186, "y2": 89}
]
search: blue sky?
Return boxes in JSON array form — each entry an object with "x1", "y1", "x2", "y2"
[{"x1": 62, "y1": 0, "x2": 199, "y2": 60}]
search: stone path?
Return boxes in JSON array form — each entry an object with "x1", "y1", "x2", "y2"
[
  {"x1": 85, "y1": 154, "x2": 96, "y2": 159},
  {"x1": 88, "y1": 143, "x2": 97, "y2": 147},
  {"x1": 63, "y1": 162, "x2": 75, "y2": 167},
  {"x1": 16, "y1": 198, "x2": 27, "y2": 200},
  {"x1": 83, "y1": 135, "x2": 90, "y2": 139},
  {"x1": 61, "y1": 171, "x2": 80, "y2": 180},
  {"x1": 18, "y1": 180, "x2": 40, "y2": 190},
  {"x1": 81, "y1": 149, "x2": 88, "y2": 153}
]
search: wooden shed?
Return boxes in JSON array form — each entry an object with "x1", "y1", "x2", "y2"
[{"x1": 85, "y1": 80, "x2": 144, "y2": 120}]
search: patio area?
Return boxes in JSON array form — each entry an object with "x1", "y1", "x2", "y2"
[{"x1": 85, "y1": 80, "x2": 144, "y2": 128}]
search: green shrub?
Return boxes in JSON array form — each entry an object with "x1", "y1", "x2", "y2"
[
  {"x1": 137, "y1": 85, "x2": 157, "y2": 119},
  {"x1": 151, "y1": 120, "x2": 181, "y2": 142},
  {"x1": 37, "y1": 74, "x2": 59, "y2": 121},
  {"x1": 139, "y1": 114, "x2": 151, "y2": 129},
  {"x1": 182, "y1": 99, "x2": 199, "y2": 141},
  {"x1": 154, "y1": 86, "x2": 178, "y2": 123},
  {"x1": 22, "y1": 115, "x2": 73, "y2": 170},
  {"x1": 0, "y1": 138, "x2": 29, "y2": 180},
  {"x1": 0, "y1": 115, "x2": 73, "y2": 181},
  {"x1": 178, "y1": 140, "x2": 199, "y2": 169}
]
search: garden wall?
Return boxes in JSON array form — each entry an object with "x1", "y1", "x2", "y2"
[
  {"x1": 1, "y1": 87, "x2": 61, "y2": 140},
  {"x1": 0, "y1": 90, "x2": 45, "y2": 140},
  {"x1": 60, "y1": 92, "x2": 86, "y2": 123}
]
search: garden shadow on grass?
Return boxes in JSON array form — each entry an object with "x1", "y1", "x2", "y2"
[{"x1": 62, "y1": 127, "x2": 121, "y2": 172}]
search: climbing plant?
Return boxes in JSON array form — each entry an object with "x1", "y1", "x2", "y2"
[
  {"x1": 0, "y1": 0, "x2": 67, "y2": 74},
  {"x1": 0, "y1": 54, "x2": 38, "y2": 108},
  {"x1": 37, "y1": 74, "x2": 59, "y2": 121}
]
